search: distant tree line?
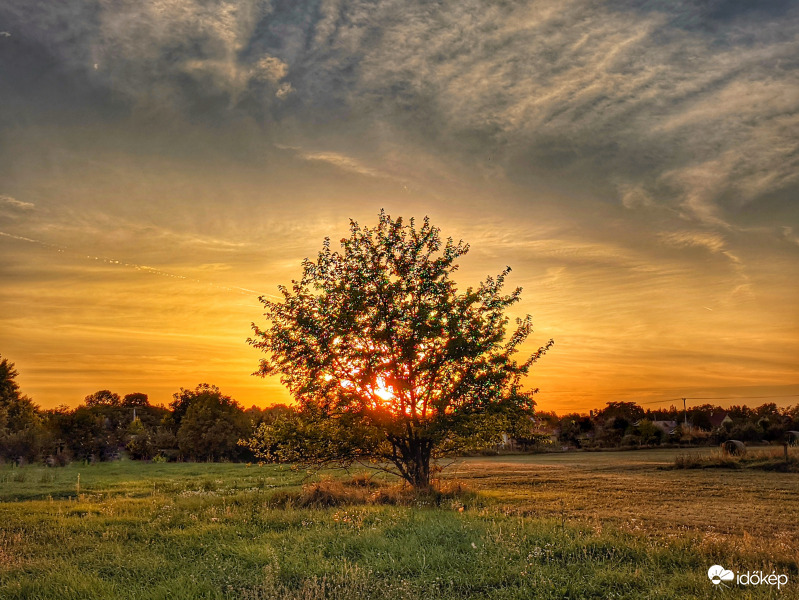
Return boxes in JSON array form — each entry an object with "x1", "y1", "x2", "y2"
[
  {"x1": 535, "y1": 400, "x2": 799, "y2": 450},
  {"x1": 3, "y1": 354, "x2": 797, "y2": 464},
  {"x1": 0, "y1": 355, "x2": 290, "y2": 465}
]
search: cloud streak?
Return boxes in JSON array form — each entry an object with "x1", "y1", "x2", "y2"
[{"x1": 0, "y1": 195, "x2": 34, "y2": 211}]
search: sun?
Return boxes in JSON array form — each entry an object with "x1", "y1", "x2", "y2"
[{"x1": 374, "y1": 376, "x2": 395, "y2": 402}]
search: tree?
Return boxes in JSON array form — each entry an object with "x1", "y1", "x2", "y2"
[
  {"x1": 598, "y1": 401, "x2": 644, "y2": 424},
  {"x1": 168, "y1": 384, "x2": 217, "y2": 432},
  {"x1": 0, "y1": 355, "x2": 22, "y2": 407},
  {"x1": 174, "y1": 384, "x2": 250, "y2": 461},
  {"x1": 84, "y1": 389, "x2": 121, "y2": 407},
  {"x1": 126, "y1": 418, "x2": 155, "y2": 460},
  {"x1": 0, "y1": 355, "x2": 45, "y2": 463},
  {"x1": 635, "y1": 419, "x2": 663, "y2": 446},
  {"x1": 123, "y1": 393, "x2": 150, "y2": 407},
  {"x1": 245, "y1": 211, "x2": 553, "y2": 488}
]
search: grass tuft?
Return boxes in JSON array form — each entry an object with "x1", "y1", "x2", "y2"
[
  {"x1": 672, "y1": 447, "x2": 799, "y2": 471},
  {"x1": 266, "y1": 476, "x2": 476, "y2": 509}
]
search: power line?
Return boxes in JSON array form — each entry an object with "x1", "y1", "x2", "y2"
[
  {"x1": 594, "y1": 394, "x2": 799, "y2": 406},
  {"x1": 552, "y1": 394, "x2": 799, "y2": 413},
  {"x1": 683, "y1": 394, "x2": 799, "y2": 401},
  {"x1": 636, "y1": 398, "x2": 682, "y2": 405}
]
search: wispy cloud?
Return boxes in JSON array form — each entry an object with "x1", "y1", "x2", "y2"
[
  {"x1": 4, "y1": 0, "x2": 796, "y2": 229},
  {"x1": 292, "y1": 0, "x2": 797, "y2": 229},
  {"x1": 658, "y1": 231, "x2": 727, "y2": 254},
  {"x1": 782, "y1": 227, "x2": 799, "y2": 247},
  {"x1": 0, "y1": 195, "x2": 34, "y2": 211},
  {"x1": 280, "y1": 147, "x2": 385, "y2": 179}
]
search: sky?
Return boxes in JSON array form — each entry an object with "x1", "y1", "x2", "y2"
[{"x1": 1, "y1": 0, "x2": 797, "y2": 414}]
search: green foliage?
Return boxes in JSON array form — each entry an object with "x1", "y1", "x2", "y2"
[
  {"x1": 0, "y1": 354, "x2": 45, "y2": 463},
  {"x1": 598, "y1": 401, "x2": 644, "y2": 423},
  {"x1": 635, "y1": 419, "x2": 663, "y2": 445},
  {"x1": 0, "y1": 355, "x2": 21, "y2": 407},
  {"x1": 248, "y1": 211, "x2": 553, "y2": 487},
  {"x1": 557, "y1": 413, "x2": 593, "y2": 448},
  {"x1": 174, "y1": 384, "x2": 250, "y2": 462},
  {"x1": 123, "y1": 393, "x2": 150, "y2": 407},
  {"x1": 84, "y1": 389, "x2": 121, "y2": 407},
  {"x1": 126, "y1": 418, "x2": 155, "y2": 460},
  {"x1": 39, "y1": 394, "x2": 169, "y2": 463}
]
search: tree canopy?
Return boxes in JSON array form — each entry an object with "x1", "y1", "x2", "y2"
[
  {"x1": 172, "y1": 384, "x2": 250, "y2": 462},
  {"x1": 0, "y1": 355, "x2": 21, "y2": 408},
  {"x1": 123, "y1": 393, "x2": 150, "y2": 407},
  {"x1": 84, "y1": 390, "x2": 121, "y2": 407},
  {"x1": 245, "y1": 211, "x2": 553, "y2": 488},
  {"x1": 0, "y1": 354, "x2": 43, "y2": 463}
]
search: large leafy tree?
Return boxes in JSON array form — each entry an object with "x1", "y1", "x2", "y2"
[
  {"x1": 0, "y1": 354, "x2": 44, "y2": 463},
  {"x1": 246, "y1": 211, "x2": 553, "y2": 488},
  {"x1": 173, "y1": 384, "x2": 250, "y2": 462}
]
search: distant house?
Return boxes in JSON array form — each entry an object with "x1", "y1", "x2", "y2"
[{"x1": 708, "y1": 411, "x2": 733, "y2": 429}]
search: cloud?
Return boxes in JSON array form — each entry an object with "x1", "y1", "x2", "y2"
[
  {"x1": 618, "y1": 185, "x2": 655, "y2": 210},
  {"x1": 1, "y1": 0, "x2": 291, "y2": 113},
  {"x1": 0, "y1": 195, "x2": 34, "y2": 211},
  {"x1": 0, "y1": 195, "x2": 36, "y2": 222},
  {"x1": 657, "y1": 229, "x2": 751, "y2": 297},
  {"x1": 40, "y1": 212, "x2": 253, "y2": 254},
  {"x1": 270, "y1": 0, "x2": 798, "y2": 228},
  {"x1": 3, "y1": 0, "x2": 797, "y2": 232},
  {"x1": 295, "y1": 150, "x2": 383, "y2": 178},
  {"x1": 782, "y1": 227, "x2": 799, "y2": 247},
  {"x1": 658, "y1": 230, "x2": 727, "y2": 254},
  {"x1": 274, "y1": 143, "x2": 417, "y2": 185}
]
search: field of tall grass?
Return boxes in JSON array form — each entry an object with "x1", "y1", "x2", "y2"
[
  {"x1": 673, "y1": 446, "x2": 799, "y2": 472},
  {"x1": 1, "y1": 451, "x2": 797, "y2": 599}
]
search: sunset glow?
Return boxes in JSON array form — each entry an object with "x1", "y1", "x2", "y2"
[
  {"x1": 1, "y1": 1, "x2": 797, "y2": 414},
  {"x1": 373, "y1": 379, "x2": 396, "y2": 404}
]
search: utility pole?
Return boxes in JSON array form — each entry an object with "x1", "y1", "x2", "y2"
[{"x1": 683, "y1": 398, "x2": 688, "y2": 427}]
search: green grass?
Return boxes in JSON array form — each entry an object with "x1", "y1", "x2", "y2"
[{"x1": 1, "y1": 454, "x2": 797, "y2": 599}]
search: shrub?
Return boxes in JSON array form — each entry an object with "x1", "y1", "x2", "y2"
[{"x1": 265, "y1": 475, "x2": 475, "y2": 509}]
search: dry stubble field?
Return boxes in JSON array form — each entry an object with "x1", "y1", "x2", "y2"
[{"x1": 449, "y1": 449, "x2": 798, "y2": 561}]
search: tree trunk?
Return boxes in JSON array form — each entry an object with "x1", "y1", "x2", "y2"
[
  {"x1": 406, "y1": 438, "x2": 432, "y2": 489},
  {"x1": 389, "y1": 435, "x2": 433, "y2": 489}
]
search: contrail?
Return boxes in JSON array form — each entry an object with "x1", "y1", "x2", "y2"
[{"x1": 0, "y1": 230, "x2": 282, "y2": 300}]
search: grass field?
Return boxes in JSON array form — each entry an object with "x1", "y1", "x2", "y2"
[{"x1": 1, "y1": 449, "x2": 797, "y2": 599}]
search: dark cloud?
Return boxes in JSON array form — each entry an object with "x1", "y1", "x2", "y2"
[
  {"x1": 1, "y1": 0, "x2": 797, "y2": 228},
  {"x1": 0, "y1": 0, "x2": 291, "y2": 123},
  {"x1": 225, "y1": 0, "x2": 798, "y2": 228}
]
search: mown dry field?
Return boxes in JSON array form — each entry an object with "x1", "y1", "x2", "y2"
[
  {"x1": 0, "y1": 449, "x2": 797, "y2": 599},
  {"x1": 448, "y1": 449, "x2": 799, "y2": 563}
]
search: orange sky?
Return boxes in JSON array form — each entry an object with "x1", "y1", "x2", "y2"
[{"x1": 1, "y1": 1, "x2": 798, "y2": 414}]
